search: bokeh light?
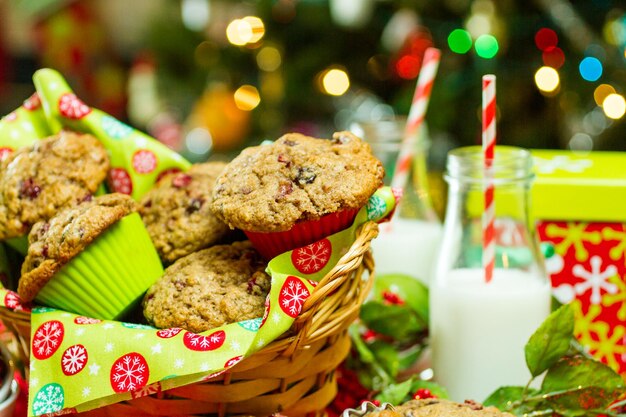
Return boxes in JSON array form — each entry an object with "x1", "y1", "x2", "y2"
[
  {"x1": 256, "y1": 46, "x2": 281, "y2": 71},
  {"x1": 234, "y1": 85, "x2": 261, "y2": 110},
  {"x1": 535, "y1": 66, "x2": 560, "y2": 93},
  {"x1": 474, "y1": 34, "x2": 499, "y2": 59},
  {"x1": 448, "y1": 29, "x2": 472, "y2": 54},
  {"x1": 321, "y1": 68, "x2": 350, "y2": 96},
  {"x1": 579, "y1": 57, "x2": 603, "y2": 82},
  {"x1": 593, "y1": 84, "x2": 616, "y2": 106},
  {"x1": 243, "y1": 16, "x2": 265, "y2": 44},
  {"x1": 602, "y1": 93, "x2": 626, "y2": 119},
  {"x1": 466, "y1": 14, "x2": 491, "y2": 38},
  {"x1": 226, "y1": 19, "x2": 253, "y2": 46},
  {"x1": 534, "y1": 28, "x2": 558, "y2": 51},
  {"x1": 542, "y1": 46, "x2": 565, "y2": 69},
  {"x1": 396, "y1": 55, "x2": 421, "y2": 79}
]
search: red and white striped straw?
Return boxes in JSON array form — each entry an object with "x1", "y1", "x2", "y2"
[
  {"x1": 482, "y1": 74, "x2": 496, "y2": 284},
  {"x1": 390, "y1": 47, "x2": 441, "y2": 192}
]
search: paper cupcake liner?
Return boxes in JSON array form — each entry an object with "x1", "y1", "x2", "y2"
[
  {"x1": 35, "y1": 212, "x2": 163, "y2": 320},
  {"x1": 244, "y1": 208, "x2": 359, "y2": 260}
]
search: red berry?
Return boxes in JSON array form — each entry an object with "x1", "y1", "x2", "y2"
[
  {"x1": 413, "y1": 388, "x2": 435, "y2": 400},
  {"x1": 362, "y1": 329, "x2": 378, "y2": 342},
  {"x1": 382, "y1": 290, "x2": 405, "y2": 305}
]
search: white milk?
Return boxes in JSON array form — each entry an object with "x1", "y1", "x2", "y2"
[
  {"x1": 371, "y1": 218, "x2": 443, "y2": 284},
  {"x1": 430, "y1": 268, "x2": 551, "y2": 402}
]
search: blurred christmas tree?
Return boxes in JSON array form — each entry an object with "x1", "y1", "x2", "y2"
[{"x1": 133, "y1": 0, "x2": 626, "y2": 161}]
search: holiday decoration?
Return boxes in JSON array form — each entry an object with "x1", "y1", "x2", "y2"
[
  {"x1": 0, "y1": 69, "x2": 191, "y2": 200},
  {"x1": 0, "y1": 188, "x2": 396, "y2": 416},
  {"x1": 531, "y1": 150, "x2": 626, "y2": 375}
]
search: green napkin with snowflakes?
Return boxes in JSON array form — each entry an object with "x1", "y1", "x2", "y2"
[
  {"x1": 0, "y1": 187, "x2": 395, "y2": 416},
  {"x1": 0, "y1": 68, "x2": 190, "y2": 200}
]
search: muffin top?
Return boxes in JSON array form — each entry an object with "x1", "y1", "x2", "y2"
[
  {"x1": 18, "y1": 193, "x2": 136, "y2": 302},
  {"x1": 211, "y1": 131, "x2": 384, "y2": 232},
  {"x1": 143, "y1": 241, "x2": 271, "y2": 333},
  {"x1": 0, "y1": 131, "x2": 109, "y2": 240},
  {"x1": 362, "y1": 399, "x2": 514, "y2": 417},
  {"x1": 139, "y1": 162, "x2": 233, "y2": 263}
]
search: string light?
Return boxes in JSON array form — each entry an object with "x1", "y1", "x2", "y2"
[
  {"x1": 602, "y1": 94, "x2": 626, "y2": 119},
  {"x1": 320, "y1": 68, "x2": 350, "y2": 96},
  {"x1": 256, "y1": 46, "x2": 281, "y2": 71},
  {"x1": 542, "y1": 46, "x2": 565, "y2": 69},
  {"x1": 593, "y1": 84, "x2": 616, "y2": 106},
  {"x1": 448, "y1": 29, "x2": 472, "y2": 54},
  {"x1": 535, "y1": 28, "x2": 558, "y2": 51},
  {"x1": 535, "y1": 66, "x2": 560, "y2": 93},
  {"x1": 474, "y1": 34, "x2": 499, "y2": 59},
  {"x1": 234, "y1": 85, "x2": 261, "y2": 110},
  {"x1": 226, "y1": 16, "x2": 265, "y2": 46},
  {"x1": 579, "y1": 57, "x2": 603, "y2": 82}
]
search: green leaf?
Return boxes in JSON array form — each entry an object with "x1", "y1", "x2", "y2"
[
  {"x1": 360, "y1": 301, "x2": 425, "y2": 341},
  {"x1": 375, "y1": 378, "x2": 413, "y2": 405},
  {"x1": 409, "y1": 380, "x2": 450, "y2": 400},
  {"x1": 483, "y1": 386, "x2": 543, "y2": 414},
  {"x1": 541, "y1": 355, "x2": 625, "y2": 413},
  {"x1": 374, "y1": 274, "x2": 429, "y2": 322},
  {"x1": 483, "y1": 386, "x2": 527, "y2": 410},
  {"x1": 525, "y1": 303, "x2": 575, "y2": 377},
  {"x1": 369, "y1": 340, "x2": 400, "y2": 378}
]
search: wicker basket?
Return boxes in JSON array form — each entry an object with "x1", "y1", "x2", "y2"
[{"x1": 0, "y1": 221, "x2": 379, "y2": 417}]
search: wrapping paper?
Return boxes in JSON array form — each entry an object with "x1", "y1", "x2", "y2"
[
  {"x1": 0, "y1": 187, "x2": 395, "y2": 416},
  {"x1": 0, "y1": 68, "x2": 190, "y2": 200}
]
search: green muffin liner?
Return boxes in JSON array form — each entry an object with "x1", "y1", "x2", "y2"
[{"x1": 35, "y1": 212, "x2": 163, "y2": 320}]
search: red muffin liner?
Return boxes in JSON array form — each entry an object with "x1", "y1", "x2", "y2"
[{"x1": 244, "y1": 209, "x2": 359, "y2": 260}]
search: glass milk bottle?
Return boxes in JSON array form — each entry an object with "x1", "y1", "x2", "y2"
[
  {"x1": 351, "y1": 118, "x2": 442, "y2": 285},
  {"x1": 430, "y1": 146, "x2": 551, "y2": 402}
]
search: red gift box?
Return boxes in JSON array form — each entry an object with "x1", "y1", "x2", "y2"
[{"x1": 532, "y1": 150, "x2": 626, "y2": 375}]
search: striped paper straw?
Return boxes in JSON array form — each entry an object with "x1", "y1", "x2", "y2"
[
  {"x1": 390, "y1": 47, "x2": 441, "y2": 192},
  {"x1": 482, "y1": 74, "x2": 496, "y2": 283}
]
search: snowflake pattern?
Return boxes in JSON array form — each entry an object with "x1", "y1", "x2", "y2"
[
  {"x1": 365, "y1": 194, "x2": 387, "y2": 221},
  {"x1": 23, "y1": 93, "x2": 41, "y2": 110},
  {"x1": 237, "y1": 318, "x2": 262, "y2": 332},
  {"x1": 0, "y1": 147, "x2": 13, "y2": 161},
  {"x1": 572, "y1": 256, "x2": 618, "y2": 304},
  {"x1": 73, "y1": 317, "x2": 101, "y2": 325},
  {"x1": 132, "y1": 150, "x2": 158, "y2": 174},
  {"x1": 545, "y1": 222, "x2": 602, "y2": 262},
  {"x1": 131, "y1": 382, "x2": 161, "y2": 399},
  {"x1": 88, "y1": 362, "x2": 100, "y2": 376},
  {"x1": 224, "y1": 355, "x2": 243, "y2": 368},
  {"x1": 32, "y1": 320, "x2": 65, "y2": 360},
  {"x1": 278, "y1": 276, "x2": 311, "y2": 318},
  {"x1": 602, "y1": 274, "x2": 626, "y2": 321},
  {"x1": 32, "y1": 383, "x2": 64, "y2": 415},
  {"x1": 58, "y1": 93, "x2": 91, "y2": 119},
  {"x1": 108, "y1": 168, "x2": 133, "y2": 195},
  {"x1": 291, "y1": 239, "x2": 332, "y2": 274},
  {"x1": 101, "y1": 115, "x2": 133, "y2": 139},
  {"x1": 183, "y1": 330, "x2": 226, "y2": 351},
  {"x1": 156, "y1": 328, "x2": 182, "y2": 338},
  {"x1": 4, "y1": 290, "x2": 21, "y2": 309},
  {"x1": 533, "y1": 155, "x2": 593, "y2": 174},
  {"x1": 151, "y1": 343, "x2": 162, "y2": 354},
  {"x1": 573, "y1": 301, "x2": 626, "y2": 372},
  {"x1": 110, "y1": 352, "x2": 149, "y2": 393},
  {"x1": 3, "y1": 112, "x2": 17, "y2": 122},
  {"x1": 602, "y1": 226, "x2": 626, "y2": 267},
  {"x1": 61, "y1": 344, "x2": 88, "y2": 376}
]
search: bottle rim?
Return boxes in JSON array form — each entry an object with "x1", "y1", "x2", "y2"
[{"x1": 445, "y1": 145, "x2": 534, "y2": 184}]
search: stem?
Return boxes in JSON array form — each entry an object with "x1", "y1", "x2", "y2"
[{"x1": 521, "y1": 377, "x2": 534, "y2": 399}]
